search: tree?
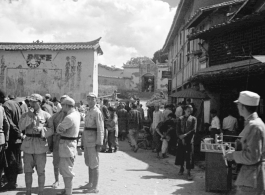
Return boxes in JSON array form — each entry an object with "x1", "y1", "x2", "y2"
[{"x1": 152, "y1": 49, "x2": 168, "y2": 63}]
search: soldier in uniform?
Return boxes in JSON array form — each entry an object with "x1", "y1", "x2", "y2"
[
  {"x1": 47, "y1": 95, "x2": 69, "y2": 188},
  {"x1": 56, "y1": 97, "x2": 80, "y2": 195},
  {"x1": 18, "y1": 94, "x2": 53, "y2": 195},
  {"x1": 79, "y1": 93, "x2": 104, "y2": 193},
  {"x1": 225, "y1": 91, "x2": 265, "y2": 195}
]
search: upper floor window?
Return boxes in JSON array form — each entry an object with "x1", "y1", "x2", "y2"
[
  {"x1": 173, "y1": 60, "x2": 177, "y2": 75},
  {"x1": 187, "y1": 41, "x2": 190, "y2": 62},
  {"x1": 179, "y1": 31, "x2": 182, "y2": 46},
  {"x1": 179, "y1": 53, "x2": 182, "y2": 70}
]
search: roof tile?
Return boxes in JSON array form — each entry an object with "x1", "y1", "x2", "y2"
[{"x1": 0, "y1": 37, "x2": 103, "y2": 54}]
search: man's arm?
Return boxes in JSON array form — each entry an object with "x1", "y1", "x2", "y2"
[
  {"x1": 56, "y1": 115, "x2": 72, "y2": 135},
  {"x1": 96, "y1": 111, "x2": 104, "y2": 146},
  {"x1": 3, "y1": 110, "x2": 10, "y2": 144},
  {"x1": 233, "y1": 126, "x2": 263, "y2": 165}
]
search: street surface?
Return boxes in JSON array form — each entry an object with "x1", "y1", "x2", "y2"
[{"x1": 1, "y1": 141, "x2": 226, "y2": 195}]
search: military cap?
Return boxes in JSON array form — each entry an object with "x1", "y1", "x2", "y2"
[
  {"x1": 87, "y1": 93, "x2": 97, "y2": 98},
  {"x1": 28, "y1": 94, "x2": 43, "y2": 102},
  {"x1": 60, "y1": 95, "x2": 69, "y2": 99},
  {"x1": 234, "y1": 91, "x2": 260, "y2": 106},
  {"x1": 61, "y1": 97, "x2": 75, "y2": 106}
]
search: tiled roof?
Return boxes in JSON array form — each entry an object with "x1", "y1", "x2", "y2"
[
  {"x1": 186, "y1": 0, "x2": 246, "y2": 28},
  {"x1": 188, "y1": 10, "x2": 265, "y2": 40},
  {"x1": 0, "y1": 37, "x2": 103, "y2": 54}
]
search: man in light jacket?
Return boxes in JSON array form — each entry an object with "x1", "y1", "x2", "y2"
[{"x1": 225, "y1": 91, "x2": 265, "y2": 195}]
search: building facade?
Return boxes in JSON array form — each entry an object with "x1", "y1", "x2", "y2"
[
  {"x1": 0, "y1": 38, "x2": 103, "y2": 102},
  {"x1": 98, "y1": 57, "x2": 170, "y2": 98},
  {"x1": 187, "y1": 0, "x2": 265, "y2": 121},
  {"x1": 162, "y1": 0, "x2": 247, "y2": 123}
]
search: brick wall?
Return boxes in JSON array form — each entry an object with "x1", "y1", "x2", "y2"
[{"x1": 209, "y1": 23, "x2": 265, "y2": 66}]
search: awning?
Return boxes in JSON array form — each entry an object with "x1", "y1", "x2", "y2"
[{"x1": 170, "y1": 88, "x2": 208, "y2": 99}]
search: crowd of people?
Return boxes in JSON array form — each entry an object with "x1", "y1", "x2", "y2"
[
  {"x1": 1, "y1": 90, "x2": 265, "y2": 194},
  {"x1": 0, "y1": 91, "x2": 105, "y2": 195}
]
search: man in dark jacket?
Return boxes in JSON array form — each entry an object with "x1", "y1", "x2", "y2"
[
  {"x1": 0, "y1": 104, "x2": 10, "y2": 188},
  {"x1": 100, "y1": 99, "x2": 110, "y2": 152},
  {"x1": 0, "y1": 90, "x2": 23, "y2": 191},
  {"x1": 127, "y1": 103, "x2": 142, "y2": 152}
]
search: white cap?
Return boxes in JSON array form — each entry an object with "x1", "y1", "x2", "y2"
[{"x1": 234, "y1": 91, "x2": 260, "y2": 106}]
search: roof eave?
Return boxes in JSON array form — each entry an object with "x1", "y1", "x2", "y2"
[{"x1": 162, "y1": 0, "x2": 186, "y2": 53}]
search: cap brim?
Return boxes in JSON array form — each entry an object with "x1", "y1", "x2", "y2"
[
  {"x1": 28, "y1": 98, "x2": 38, "y2": 101},
  {"x1": 234, "y1": 100, "x2": 239, "y2": 103}
]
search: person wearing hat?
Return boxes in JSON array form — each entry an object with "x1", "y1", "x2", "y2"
[
  {"x1": 79, "y1": 93, "x2": 104, "y2": 193},
  {"x1": 0, "y1": 90, "x2": 23, "y2": 191},
  {"x1": 225, "y1": 91, "x2": 265, "y2": 195},
  {"x1": 47, "y1": 95, "x2": 69, "y2": 189},
  {"x1": 18, "y1": 93, "x2": 53, "y2": 195},
  {"x1": 55, "y1": 97, "x2": 80, "y2": 195}
]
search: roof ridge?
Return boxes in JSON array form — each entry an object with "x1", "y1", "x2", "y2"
[
  {"x1": 0, "y1": 37, "x2": 102, "y2": 45},
  {"x1": 186, "y1": 0, "x2": 246, "y2": 27}
]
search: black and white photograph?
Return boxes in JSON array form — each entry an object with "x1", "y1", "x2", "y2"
[{"x1": 0, "y1": 0, "x2": 265, "y2": 194}]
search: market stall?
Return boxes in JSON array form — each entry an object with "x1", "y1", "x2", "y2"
[{"x1": 201, "y1": 134, "x2": 241, "y2": 192}]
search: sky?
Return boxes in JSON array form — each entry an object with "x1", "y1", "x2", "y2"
[{"x1": 0, "y1": 0, "x2": 179, "y2": 68}]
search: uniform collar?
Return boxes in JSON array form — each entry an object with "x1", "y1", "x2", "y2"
[{"x1": 245, "y1": 112, "x2": 258, "y2": 122}]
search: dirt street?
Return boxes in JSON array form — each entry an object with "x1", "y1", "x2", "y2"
[{"x1": 1, "y1": 141, "x2": 226, "y2": 195}]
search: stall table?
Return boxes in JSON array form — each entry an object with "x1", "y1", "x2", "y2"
[{"x1": 201, "y1": 143, "x2": 233, "y2": 192}]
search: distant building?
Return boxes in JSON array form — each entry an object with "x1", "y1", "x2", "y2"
[
  {"x1": 98, "y1": 57, "x2": 170, "y2": 98},
  {"x1": 0, "y1": 38, "x2": 103, "y2": 101}
]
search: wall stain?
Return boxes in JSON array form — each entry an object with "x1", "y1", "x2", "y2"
[
  {"x1": 65, "y1": 56, "x2": 70, "y2": 88},
  {"x1": 70, "y1": 56, "x2": 76, "y2": 91},
  {"x1": 76, "y1": 61, "x2": 81, "y2": 89},
  {"x1": 0, "y1": 56, "x2": 7, "y2": 89}
]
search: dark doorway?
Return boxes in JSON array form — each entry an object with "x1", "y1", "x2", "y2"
[{"x1": 142, "y1": 74, "x2": 154, "y2": 92}]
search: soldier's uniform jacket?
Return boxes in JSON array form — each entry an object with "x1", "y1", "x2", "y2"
[
  {"x1": 233, "y1": 112, "x2": 265, "y2": 189},
  {"x1": 83, "y1": 106, "x2": 104, "y2": 147},
  {"x1": 56, "y1": 110, "x2": 80, "y2": 158},
  {"x1": 19, "y1": 109, "x2": 52, "y2": 154},
  {"x1": 47, "y1": 110, "x2": 66, "y2": 151}
]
